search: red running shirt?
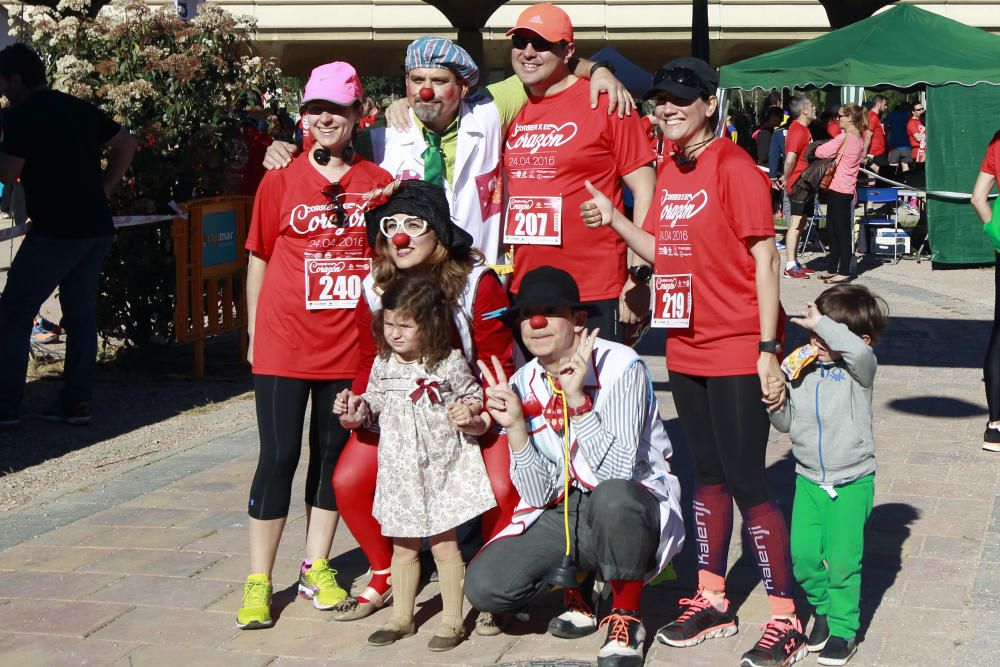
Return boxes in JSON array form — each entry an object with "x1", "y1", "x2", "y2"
[
  {"x1": 981, "y1": 131, "x2": 1000, "y2": 176},
  {"x1": 785, "y1": 121, "x2": 811, "y2": 192},
  {"x1": 247, "y1": 155, "x2": 393, "y2": 379},
  {"x1": 643, "y1": 139, "x2": 782, "y2": 376},
  {"x1": 504, "y1": 79, "x2": 653, "y2": 301},
  {"x1": 867, "y1": 110, "x2": 885, "y2": 155}
]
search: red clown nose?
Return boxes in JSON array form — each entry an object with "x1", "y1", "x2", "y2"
[
  {"x1": 529, "y1": 314, "x2": 547, "y2": 330},
  {"x1": 418, "y1": 87, "x2": 435, "y2": 101},
  {"x1": 391, "y1": 232, "x2": 410, "y2": 248}
]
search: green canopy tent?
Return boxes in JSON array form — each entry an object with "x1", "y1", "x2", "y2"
[{"x1": 719, "y1": 4, "x2": 1000, "y2": 265}]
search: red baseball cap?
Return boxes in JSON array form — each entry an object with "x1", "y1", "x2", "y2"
[{"x1": 505, "y1": 2, "x2": 574, "y2": 43}]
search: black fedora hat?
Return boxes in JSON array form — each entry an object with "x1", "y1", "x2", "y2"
[
  {"x1": 364, "y1": 179, "x2": 473, "y2": 257},
  {"x1": 502, "y1": 266, "x2": 598, "y2": 326}
]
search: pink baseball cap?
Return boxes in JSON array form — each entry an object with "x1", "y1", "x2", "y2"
[{"x1": 301, "y1": 61, "x2": 364, "y2": 107}]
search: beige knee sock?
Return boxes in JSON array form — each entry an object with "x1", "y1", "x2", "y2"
[
  {"x1": 389, "y1": 557, "x2": 420, "y2": 628},
  {"x1": 434, "y1": 553, "x2": 465, "y2": 632}
]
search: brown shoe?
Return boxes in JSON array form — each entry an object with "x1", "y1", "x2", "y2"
[
  {"x1": 333, "y1": 587, "x2": 392, "y2": 622},
  {"x1": 367, "y1": 619, "x2": 415, "y2": 646},
  {"x1": 427, "y1": 623, "x2": 465, "y2": 651}
]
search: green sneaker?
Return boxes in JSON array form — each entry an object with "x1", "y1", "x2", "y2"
[
  {"x1": 299, "y1": 558, "x2": 348, "y2": 610},
  {"x1": 236, "y1": 573, "x2": 274, "y2": 629}
]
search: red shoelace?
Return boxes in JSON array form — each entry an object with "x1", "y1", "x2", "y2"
[
  {"x1": 754, "y1": 617, "x2": 798, "y2": 649},
  {"x1": 675, "y1": 594, "x2": 714, "y2": 622},
  {"x1": 599, "y1": 612, "x2": 640, "y2": 645},
  {"x1": 564, "y1": 588, "x2": 594, "y2": 618}
]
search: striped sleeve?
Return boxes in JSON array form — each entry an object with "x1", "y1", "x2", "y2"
[
  {"x1": 510, "y1": 439, "x2": 562, "y2": 507},
  {"x1": 572, "y1": 361, "x2": 648, "y2": 482}
]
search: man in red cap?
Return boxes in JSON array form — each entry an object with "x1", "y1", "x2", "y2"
[{"x1": 503, "y1": 2, "x2": 655, "y2": 345}]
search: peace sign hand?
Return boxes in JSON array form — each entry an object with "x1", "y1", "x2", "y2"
[
  {"x1": 477, "y1": 355, "x2": 524, "y2": 430},
  {"x1": 557, "y1": 328, "x2": 599, "y2": 405}
]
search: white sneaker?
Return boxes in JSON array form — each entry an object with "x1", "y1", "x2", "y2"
[{"x1": 597, "y1": 609, "x2": 646, "y2": 667}]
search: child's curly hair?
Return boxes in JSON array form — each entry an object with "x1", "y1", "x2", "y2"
[
  {"x1": 816, "y1": 284, "x2": 889, "y2": 343},
  {"x1": 373, "y1": 277, "x2": 453, "y2": 368}
]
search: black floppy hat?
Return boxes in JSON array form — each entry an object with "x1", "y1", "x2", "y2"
[
  {"x1": 502, "y1": 266, "x2": 599, "y2": 326},
  {"x1": 643, "y1": 56, "x2": 719, "y2": 101},
  {"x1": 364, "y1": 179, "x2": 474, "y2": 257}
]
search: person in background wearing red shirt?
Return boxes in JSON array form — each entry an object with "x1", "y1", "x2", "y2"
[
  {"x1": 330, "y1": 180, "x2": 517, "y2": 637},
  {"x1": 971, "y1": 129, "x2": 1000, "y2": 452},
  {"x1": 863, "y1": 94, "x2": 888, "y2": 174},
  {"x1": 504, "y1": 2, "x2": 655, "y2": 344},
  {"x1": 238, "y1": 62, "x2": 394, "y2": 630},
  {"x1": 823, "y1": 110, "x2": 843, "y2": 140},
  {"x1": 907, "y1": 103, "x2": 926, "y2": 162},
  {"x1": 581, "y1": 56, "x2": 806, "y2": 667},
  {"x1": 780, "y1": 95, "x2": 818, "y2": 280}
]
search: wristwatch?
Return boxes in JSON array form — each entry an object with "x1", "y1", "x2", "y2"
[
  {"x1": 758, "y1": 339, "x2": 781, "y2": 354},
  {"x1": 627, "y1": 264, "x2": 652, "y2": 284},
  {"x1": 590, "y1": 60, "x2": 615, "y2": 77}
]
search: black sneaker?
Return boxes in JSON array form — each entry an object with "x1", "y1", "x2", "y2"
[
  {"x1": 39, "y1": 401, "x2": 92, "y2": 426},
  {"x1": 984, "y1": 423, "x2": 1000, "y2": 452},
  {"x1": 655, "y1": 592, "x2": 738, "y2": 647},
  {"x1": 807, "y1": 614, "x2": 830, "y2": 651},
  {"x1": 548, "y1": 587, "x2": 598, "y2": 639},
  {"x1": 596, "y1": 609, "x2": 645, "y2": 667},
  {"x1": 818, "y1": 636, "x2": 857, "y2": 666},
  {"x1": 740, "y1": 617, "x2": 808, "y2": 667}
]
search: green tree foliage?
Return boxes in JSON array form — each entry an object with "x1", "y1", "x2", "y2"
[{"x1": 8, "y1": 0, "x2": 285, "y2": 348}]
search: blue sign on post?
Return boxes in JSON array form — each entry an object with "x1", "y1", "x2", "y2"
[{"x1": 202, "y1": 210, "x2": 238, "y2": 268}]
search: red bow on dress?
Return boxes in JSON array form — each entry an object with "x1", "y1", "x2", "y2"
[{"x1": 410, "y1": 379, "x2": 442, "y2": 404}]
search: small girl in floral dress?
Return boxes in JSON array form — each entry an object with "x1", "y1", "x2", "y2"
[{"x1": 334, "y1": 276, "x2": 495, "y2": 652}]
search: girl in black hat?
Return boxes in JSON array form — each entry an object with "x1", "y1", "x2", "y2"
[{"x1": 331, "y1": 180, "x2": 519, "y2": 637}]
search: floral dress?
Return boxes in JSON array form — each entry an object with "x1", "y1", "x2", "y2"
[{"x1": 365, "y1": 349, "x2": 496, "y2": 538}]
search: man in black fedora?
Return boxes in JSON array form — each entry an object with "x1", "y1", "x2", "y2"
[{"x1": 466, "y1": 265, "x2": 685, "y2": 667}]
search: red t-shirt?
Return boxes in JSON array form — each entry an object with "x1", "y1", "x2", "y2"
[
  {"x1": 867, "y1": 110, "x2": 885, "y2": 155},
  {"x1": 980, "y1": 130, "x2": 1000, "y2": 176},
  {"x1": 643, "y1": 139, "x2": 783, "y2": 376},
  {"x1": 827, "y1": 119, "x2": 842, "y2": 139},
  {"x1": 908, "y1": 117, "x2": 926, "y2": 160},
  {"x1": 785, "y1": 121, "x2": 811, "y2": 192},
  {"x1": 247, "y1": 155, "x2": 393, "y2": 379},
  {"x1": 505, "y1": 79, "x2": 653, "y2": 301},
  {"x1": 352, "y1": 270, "x2": 514, "y2": 394}
]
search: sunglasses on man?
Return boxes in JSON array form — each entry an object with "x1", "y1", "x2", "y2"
[{"x1": 511, "y1": 34, "x2": 566, "y2": 52}]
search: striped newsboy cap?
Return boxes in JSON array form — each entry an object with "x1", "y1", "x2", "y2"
[{"x1": 404, "y1": 36, "x2": 480, "y2": 87}]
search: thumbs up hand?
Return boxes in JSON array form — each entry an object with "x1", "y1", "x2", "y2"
[{"x1": 580, "y1": 180, "x2": 615, "y2": 229}]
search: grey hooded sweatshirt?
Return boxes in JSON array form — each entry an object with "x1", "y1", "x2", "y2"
[{"x1": 769, "y1": 316, "x2": 877, "y2": 486}]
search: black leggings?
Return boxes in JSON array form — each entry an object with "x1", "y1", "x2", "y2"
[
  {"x1": 668, "y1": 371, "x2": 773, "y2": 509},
  {"x1": 986, "y1": 253, "x2": 1000, "y2": 421},
  {"x1": 248, "y1": 375, "x2": 351, "y2": 520},
  {"x1": 825, "y1": 189, "x2": 855, "y2": 276}
]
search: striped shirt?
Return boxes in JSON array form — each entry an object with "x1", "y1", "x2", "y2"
[{"x1": 509, "y1": 361, "x2": 651, "y2": 508}]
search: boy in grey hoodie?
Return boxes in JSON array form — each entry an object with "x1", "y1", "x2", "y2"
[{"x1": 769, "y1": 284, "x2": 888, "y2": 666}]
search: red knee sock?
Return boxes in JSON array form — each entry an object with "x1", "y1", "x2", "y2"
[
  {"x1": 610, "y1": 580, "x2": 643, "y2": 612},
  {"x1": 693, "y1": 483, "x2": 734, "y2": 581},
  {"x1": 741, "y1": 500, "x2": 795, "y2": 605}
]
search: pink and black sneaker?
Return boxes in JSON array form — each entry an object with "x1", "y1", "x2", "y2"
[{"x1": 655, "y1": 591, "x2": 738, "y2": 647}]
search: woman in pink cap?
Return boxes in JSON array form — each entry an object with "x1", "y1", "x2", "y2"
[{"x1": 237, "y1": 61, "x2": 394, "y2": 630}]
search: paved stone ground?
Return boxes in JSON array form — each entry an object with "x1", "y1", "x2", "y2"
[{"x1": 1, "y1": 248, "x2": 999, "y2": 666}]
